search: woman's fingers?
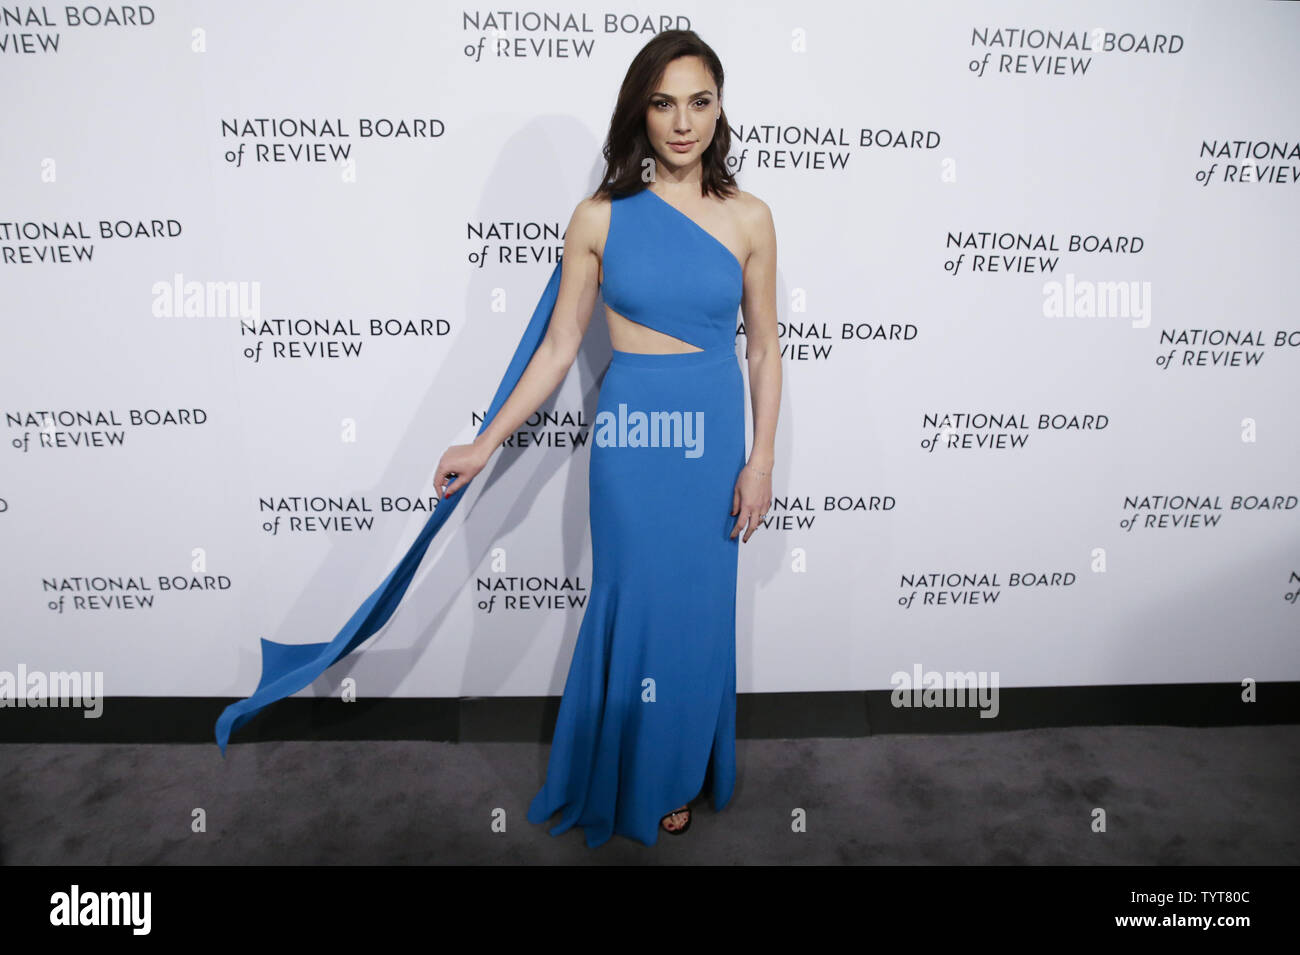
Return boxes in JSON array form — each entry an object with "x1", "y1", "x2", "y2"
[
  {"x1": 433, "y1": 444, "x2": 488, "y2": 500},
  {"x1": 729, "y1": 478, "x2": 771, "y2": 540},
  {"x1": 728, "y1": 502, "x2": 760, "y2": 541},
  {"x1": 740, "y1": 497, "x2": 771, "y2": 542},
  {"x1": 434, "y1": 462, "x2": 462, "y2": 499}
]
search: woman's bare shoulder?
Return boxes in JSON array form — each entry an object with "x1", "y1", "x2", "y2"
[
  {"x1": 731, "y1": 188, "x2": 772, "y2": 221},
  {"x1": 572, "y1": 193, "x2": 613, "y2": 220},
  {"x1": 563, "y1": 194, "x2": 614, "y2": 255},
  {"x1": 730, "y1": 189, "x2": 775, "y2": 251}
]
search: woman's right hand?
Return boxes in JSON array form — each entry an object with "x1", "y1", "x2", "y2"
[{"x1": 434, "y1": 440, "x2": 491, "y2": 500}]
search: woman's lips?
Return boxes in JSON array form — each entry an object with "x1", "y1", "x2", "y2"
[{"x1": 669, "y1": 141, "x2": 696, "y2": 152}]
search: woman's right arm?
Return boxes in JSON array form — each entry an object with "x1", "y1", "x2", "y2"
[{"x1": 433, "y1": 197, "x2": 605, "y2": 499}]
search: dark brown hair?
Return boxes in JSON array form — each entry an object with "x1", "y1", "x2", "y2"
[{"x1": 592, "y1": 30, "x2": 738, "y2": 203}]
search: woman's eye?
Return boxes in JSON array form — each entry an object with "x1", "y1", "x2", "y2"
[{"x1": 652, "y1": 99, "x2": 712, "y2": 109}]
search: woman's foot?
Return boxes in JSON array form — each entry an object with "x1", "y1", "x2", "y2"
[{"x1": 660, "y1": 805, "x2": 691, "y2": 834}]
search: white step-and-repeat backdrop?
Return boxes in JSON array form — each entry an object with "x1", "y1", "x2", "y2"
[{"x1": 3, "y1": 0, "x2": 1296, "y2": 707}]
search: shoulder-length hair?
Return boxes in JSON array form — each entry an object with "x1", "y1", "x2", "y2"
[{"x1": 592, "y1": 29, "x2": 738, "y2": 203}]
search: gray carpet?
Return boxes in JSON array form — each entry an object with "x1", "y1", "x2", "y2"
[{"x1": 3, "y1": 725, "x2": 1297, "y2": 864}]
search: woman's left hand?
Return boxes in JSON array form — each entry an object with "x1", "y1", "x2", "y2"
[{"x1": 730, "y1": 460, "x2": 772, "y2": 542}]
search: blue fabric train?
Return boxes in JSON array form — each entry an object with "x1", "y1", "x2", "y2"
[{"x1": 213, "y1": 261, "x2": 564, "y2": 755}]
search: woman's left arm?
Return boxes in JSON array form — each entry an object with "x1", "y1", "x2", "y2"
[{"x1": 731, "y1": 196, "x2": 781, "y2": 543}]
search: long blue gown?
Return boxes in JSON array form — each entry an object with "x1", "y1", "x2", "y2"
[
  {"x1": 214, "y1": 186, "x2": 746, "y2": 849},
  {"x1": 526, "y1": 188, "x2": 745, "y2": 847}
]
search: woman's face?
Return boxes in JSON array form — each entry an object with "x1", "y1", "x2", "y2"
[{"x1": 645, "y1": 55, "x2": 720, "y2": 174}]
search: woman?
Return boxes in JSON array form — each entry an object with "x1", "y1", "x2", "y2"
[
  {"x1": 435, "y1": 30, "x2": 780, "y2": 846},
  {"x1": 213, "y1": 29, "x2": 780, "y2": 849}
]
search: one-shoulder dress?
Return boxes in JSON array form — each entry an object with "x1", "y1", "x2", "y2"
[
  {"x1": 214, "y1": 186, "x2": 746, "y2": 850},
  {"x1": 526, "y1": 188, "x2": 745, "y2": 847}
]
